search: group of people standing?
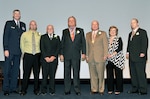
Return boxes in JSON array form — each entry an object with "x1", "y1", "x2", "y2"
[{"x1": 2, "y1": 9, "x2": 148, "y2": 96}]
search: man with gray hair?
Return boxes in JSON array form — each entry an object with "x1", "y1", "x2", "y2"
[{"x1": 86, "y1": 20, "x2": 108, "y2": 95}]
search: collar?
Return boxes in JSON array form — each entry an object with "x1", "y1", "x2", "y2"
[
  {"x1": 133, "y1": 27, "x2": 139, "y2": 33},
  {"x1": 14, "y1": 19, "x2": 20, "y2": 24},
  {"x1": 48, "y1": 33, "x2": 54, "y2": 37},
  {"x1": 92, "y1": 30, "x2": 99, "y2": 34}
]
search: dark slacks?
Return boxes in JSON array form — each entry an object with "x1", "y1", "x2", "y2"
[
  {"x1": 106, "y1": 61, "x2": 123, "y2": 92},
  {"x1": 129, "y1": 60, "x2": 147, "y2": 93},
  {"x1": 3, "y1": 54, "x2": 21, "y2": 92},
  {"x1": 64, "y1": 59, "x2": 80, "y2": 93},
  {"x1": 21, "y1": 53, "x2": 40, "y2": 92},
  {"x1": 41, "y1": 61, "x2": 57, "y2": 93}
]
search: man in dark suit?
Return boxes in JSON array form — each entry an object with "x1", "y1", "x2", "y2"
[
  {"x1": 3, "y1": 9, "x2": 26, "y2": 96},
  {"x1": 40, "y1": 25, "x2": 60, "y2": 95},
  {"x1": 60, "y1": 16, "x2": 86, "y2": 95},
  {"x1": 126, "y1": 18, "x2": 148, "y2": 95}
]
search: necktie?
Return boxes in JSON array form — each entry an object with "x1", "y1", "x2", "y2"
[
  {"x1": 70, "y1": 29, "x2": 75, "y2": 41},
  {"x1": 50, "y1": 34, "x2": 53, "y2": 40},
  {"x1": 16, "y1": 21, "x2": 20, "y2": 28},
  {"x1": 130, "y1": 31, "x2": 135, "y2": 41},
  {"x1": 32, "y1": 33, "x2": 36, "y2": 55},
  {"x1": 92, "y1": 31, "x2": 96, "y2": 43}
]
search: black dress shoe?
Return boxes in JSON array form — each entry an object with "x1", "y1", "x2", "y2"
[
  {"x1": 138, "y1": 92, "x2": 147, "y2": 95},
  {"x1": 34, "y1": 91, "x2": 40, "y2": 95},
  {"x1": 99, "y1": 92, "x2": 104, "y2": 95},
  {"x1": 127, "y1": 90, "x2": 138, "y2": 94},
  {"x1": 76, "y1": 92, "x2": 81, "y2": 95},
  {"x1": 64, "y1": 91, "x2": 71, "y2": 95},
  {"x1": 4, "y1": 91, "x2": 9, "y2": 96},
  {"x1": 20, "y1": 91, "x2": 27, "y2": 96},
  {"x1": 90, "y1": 91, "x2": 98, "y2": 95}
]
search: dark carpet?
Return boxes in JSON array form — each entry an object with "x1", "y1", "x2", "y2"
[{"x1": 0, "y1": 84, "x2": 149, "y2": 99}]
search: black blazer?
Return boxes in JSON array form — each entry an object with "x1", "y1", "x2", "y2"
[
  {"x1": 3, "y1": 20, "x2": 26, "y2": 55},
  {"x1": 61, "y1": 27, "x2": 86, "y2": 60},
  {"x1": 127, "y1": 28, "x2": 148, "y2": 62},
  {"x1": 40, "y1": 33, "x2": 61, "y2": 63}
]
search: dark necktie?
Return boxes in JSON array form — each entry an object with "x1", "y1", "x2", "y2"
[{"x1": 16, "y1": 21, "x2": 20, "y2": 28}]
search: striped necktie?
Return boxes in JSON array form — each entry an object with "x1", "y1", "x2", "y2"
[{"x1": 32, "y1": 32, "x2": 36, "y2": 55}]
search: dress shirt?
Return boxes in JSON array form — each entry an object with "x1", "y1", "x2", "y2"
[{"x1": 20, "y1": 30, "x2": 41, "y2": 54}]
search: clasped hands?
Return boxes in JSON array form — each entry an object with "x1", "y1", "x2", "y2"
[{"x1": 45, "y1": 56, "x2": 56, "y2": 63}]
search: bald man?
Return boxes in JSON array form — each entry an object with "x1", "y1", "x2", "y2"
[
  {"x1": 20, "y1": 20, "x2": 41, "y2": 96},
  {"x1": 40, "y1": 25, "x2": 61, "y2": 95},
  {"x1": 126, "y1": 18, "x2": 148, "y2": 95},
  {"x1": 86, "y1": 20, "x2": 108, "y2": 95}
]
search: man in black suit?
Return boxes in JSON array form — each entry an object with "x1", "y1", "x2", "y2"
[
  {"x1": 3, "y1": 9, "x2": 26, "y2": 96},
  {"x1": 60, "y1": 16, "x2": 86, "y2": 95},
  {"x1": 40, "y1": 25, "x2": 60, "y2": 95},
  {"x1": 126, "y1": 18, "x2": 148, "y2": 95}
]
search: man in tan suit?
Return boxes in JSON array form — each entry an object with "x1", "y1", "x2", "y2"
[{"x1": 86, "y1": 20, "x2": 108, "y2": 95}]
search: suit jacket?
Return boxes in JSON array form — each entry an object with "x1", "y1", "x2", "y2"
[
  {"x1": 40, "y1": 33, "x2": 61, "y2": 63},
  {"x1": 61, "y1": 27, "x2": 86, "y2": 60},
  {"x1": 127, "y1": 28, "x2": 148, "y2": 62},
  {"x1": 3, "y1": 20, "x2": 26, "y2": 55},
  {"x1": 86, "y1": 30, "x2": 108, "y2": 63}
]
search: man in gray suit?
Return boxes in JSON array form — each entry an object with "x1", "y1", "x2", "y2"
[
  {"x1": 60, "y1": 16, "x2": 86, "y2": 95},
  {"x1": 86, "y1": 20, "x2": 108, "y2": 95}
]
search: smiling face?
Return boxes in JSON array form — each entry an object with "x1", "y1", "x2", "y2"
[
  {"x1": 47, "y1": 25, "x2": 54, "y2": 35},
  {"x1": 109, "y1": 26, "x2": 118, "y2": 37},
  {"x1": 91, "y1": 20, "x2": 99, "y2": 31},
  {"x1": 13, "y1": 10, "x2": 21, "y2": 20},
  {"x1": 131, "y1": 19, "x2": 139, "y2": 30},
  {"x1": 68, "y1": 16, "x2": 76, "y2": 28},
  {"x1": 29, "y1": 20, "x2": 37, "y2": 31},
  {"x1": 109, "y1": 28, "x2": 117, "y2": 37}
]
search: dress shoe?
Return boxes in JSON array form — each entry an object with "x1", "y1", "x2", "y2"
[
  {"x1": 50, "y1": 92, "x2": 55, "y2": 96},
  {"x1": 115, "y1": 92, "x2": 120, "y2": 95},
  {"x1": 99, "y1": 92, "x2": 104, "y2": 95},
  {"x1": 127, "y1": 90, "x2": 138, "y2": 94},
  {"x1": 20, "y1": 91, "x2": 27, "y2": 96},
  {"x1": 41, "y1": 92, "x2": 47, "y2": 96},
  {"x1": 64, "y1": 91, "x2": 71, "y2": 95},
  {"x1": 4, "y1": 91, "x2": 9, "y2": 96},
  {"x1": 76, "y1": 92, "x2": 81, "y2": 95},
  {"x1": 90, "y1": 91, "x2": 98, "y2": 95},
  {"x1": 34, "y1": 90, "x2": 40, "y2": 95},
  {"x1": 108, "y1": 91, "x2": 113, "y2": 94},
  {"x1": 138, "y1": 92, "x2": 147, "y2": 95}
]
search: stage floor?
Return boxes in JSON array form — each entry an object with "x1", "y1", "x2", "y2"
[{"x1": 0, "y1": 84, "x2": 149, "y2": 99}]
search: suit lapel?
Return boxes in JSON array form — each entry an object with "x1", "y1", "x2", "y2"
[
  {"x1": 89, "y1": 32, "x2": 92, "y2": 42},
  {"x1": 132, "y1": 28, "x2": 140, "y2": 39},
  {"x1": 67, "y1": 28, "x2": 73, "y2": 42}
]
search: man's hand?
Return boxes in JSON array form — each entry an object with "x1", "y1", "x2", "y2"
[
  {"x1": 4, "y1": 50, "x2": 9, "y2": 58},
  {"x1": 49, "y1": 56, "x2": 56, "y2": 62},
  {"x1": 60, "y1": 55, "x2": 64, "y2": 62},
  {"x1": 86, "y1": 56, "x2": 89, "y2": 63},
  {"x1": 44, "y1": 57, "x2": 50, "y2": 63},
  {"x1": 82, "y1": 54, "x2": 86, "y2": 61},
  {"x1": 104, "y1": 56, "x2": 107, "y2": 61},
  {"x1": 126, "y1": 53, "x2": 129, "y2": 59},
  {"x1": 140, "y1": 53, "x2": 145, "y2": 57}
]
